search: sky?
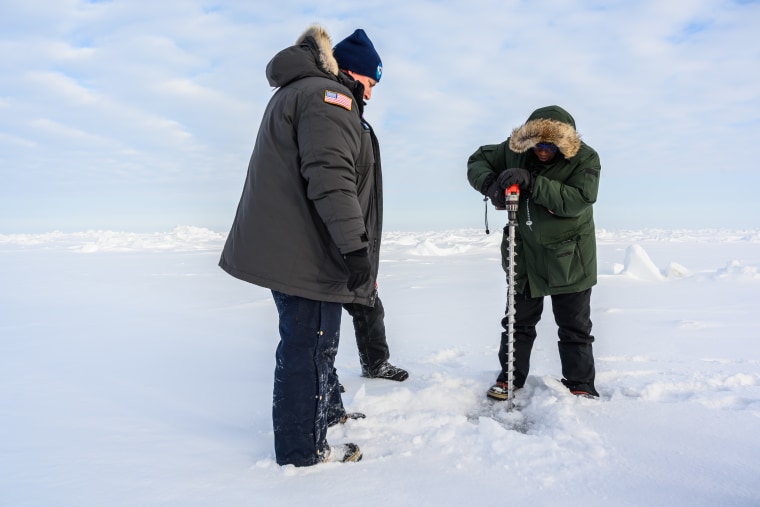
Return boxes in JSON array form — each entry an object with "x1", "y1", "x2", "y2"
[{"x1": 1, "y1": 0, "x2": 759, "y2": 233}]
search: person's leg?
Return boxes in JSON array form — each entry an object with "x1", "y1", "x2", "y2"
[
  {"x1": 271, "y1": 290, "x2": 342, "y2": 466},
  {"x1": 551, "y1": 288, "x2": 599, "y2": 396},
  {"x1": 497, "y1": 291, "x2": 544, "y2": 387},
  {"x1": 326, "y1": 367, "x2": 346, "y2": 426},
  {"x1": 343, "y1": 296, "x2": 408, "y2": 381},
  {"x1": 343, "y1": 296, "x2": 389, "y2": 372}
]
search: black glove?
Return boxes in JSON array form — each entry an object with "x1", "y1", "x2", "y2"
[
  {"x1": 497, "y1": 168, "x2": 535, "y2": 192},
  {"x1": 480, "y1": 175, "x2": 506, "y2": 209},
  {"x1": 343, "y1": 248, "x2": 371, "y2": 291}
]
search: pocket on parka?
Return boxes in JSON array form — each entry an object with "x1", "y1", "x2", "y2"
[
  {"x1": 315, "y1": 238, "x2": 351, "y2": 286},
  {"x1": 545, "y1": 236, "x2": 586, "y2": 289},
  {"x1": 355, "y1": 128, "x2": 375, "y2": 179}
]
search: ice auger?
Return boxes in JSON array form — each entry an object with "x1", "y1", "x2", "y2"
[{"x1": 504, "y1": 184, "x2": 520, "y2": 411}]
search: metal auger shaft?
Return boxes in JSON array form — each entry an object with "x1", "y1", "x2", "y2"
[{"x1": 505, "y1": 184, "x2": 520, "y2": 411}]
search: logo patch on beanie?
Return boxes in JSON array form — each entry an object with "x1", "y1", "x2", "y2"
[{"x1": 324, "y1": 90, "x2": 352, "y2": 111}]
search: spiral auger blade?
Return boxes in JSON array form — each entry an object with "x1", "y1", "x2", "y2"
[{"x1": 505, "y1": 185, "x2": 520, "y2": 411}]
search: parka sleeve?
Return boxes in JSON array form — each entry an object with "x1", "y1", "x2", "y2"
[
  {"x1": 296, "y1": 88, "x2": 368, "y2": 254},
  {"x1": 532, "y1": 147, "x2": 601, "y2": 218},
  {"x1": 467, "y1": 143, "x2": 504, "y2": 193}
]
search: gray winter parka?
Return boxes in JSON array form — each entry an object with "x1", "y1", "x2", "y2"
[
  {"x1": 467, "y1": 106, "x2": 601, "y2": 297},
  {"x1": 219, "y1": 26, "x2": 382, "y2": 306}
]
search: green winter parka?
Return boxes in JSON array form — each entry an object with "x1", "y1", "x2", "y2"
[{"x1": 467, "y1": 106, "x2": 601, "y2": 297}]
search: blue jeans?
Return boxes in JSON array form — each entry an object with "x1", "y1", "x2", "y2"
[{"x1": 271, "y1": 291, "x2": 344, "y2": 466}]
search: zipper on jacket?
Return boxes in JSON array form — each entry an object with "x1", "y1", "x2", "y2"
[{"x1": 575, "y1": 236, "x2": 588, "y2": 278}]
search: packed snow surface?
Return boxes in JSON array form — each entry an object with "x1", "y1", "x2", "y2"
[{"x1": 1, "y1": 227, "x2": 759, "y2": 506}]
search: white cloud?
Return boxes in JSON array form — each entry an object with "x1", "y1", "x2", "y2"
[{"x1": 1, "y1": 0, "x2": 759, "y2": 232}]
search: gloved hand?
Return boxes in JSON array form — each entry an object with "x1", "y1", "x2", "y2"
[
  {"x1": 497, "y1": 168, "x2": 535, "y2": 192},
  {"x1": 481, "y1": 175, "x2": 506, "y2": 209},
  {"x1": 343, "y1": 248, "x2": 371, "y2": 291}
]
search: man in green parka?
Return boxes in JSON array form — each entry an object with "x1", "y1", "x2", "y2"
[{"x1": 467, "y1": 105, "x2": 601, "y2": 399}]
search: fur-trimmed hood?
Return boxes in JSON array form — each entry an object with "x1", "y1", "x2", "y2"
[
  {"x1": 266, "y1": 24, "x2": 340, "y2": 88},
  {"x1": 295, "y1": 25, "x2": 339, "y2": 76},
  {"x1": 508, "y1": 105, "x2": 582, "y2": 159}
]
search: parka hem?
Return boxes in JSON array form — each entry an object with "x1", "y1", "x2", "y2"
[{"x1": 218, "y1": 260, "x2": 374, "y2": 306}]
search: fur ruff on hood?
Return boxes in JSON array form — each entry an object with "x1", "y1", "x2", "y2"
[
  {"x1": 508, "y1": 117, "x2": 582, "y2": 159},
  {"x1": 296, "y1": 24, "x2": 339, "y2": 77}
]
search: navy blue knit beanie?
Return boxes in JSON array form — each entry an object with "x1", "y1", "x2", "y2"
[{"x1": 333, "y1": 29, "x2": 383, "y2": 82}]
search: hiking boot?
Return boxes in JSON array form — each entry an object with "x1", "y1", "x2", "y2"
[
  {"x1": 323, "y1": 443, "x2": 362, "y2": 463},
  {"x1": 486, "y1": 381, "x2": 521, "y2": 401},
  {"x1": 362, "y1": 361, "x2": 409, "y2": 381}
]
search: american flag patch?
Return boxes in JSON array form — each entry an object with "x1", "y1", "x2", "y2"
[{"x1": 324, "y1": 90, "x2": 352, "y2": 110}]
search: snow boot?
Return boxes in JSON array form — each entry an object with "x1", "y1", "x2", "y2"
[
  {"x1": 561, "y1": 378, "x2": 599, "y2": 398},
  {"x1": 362, "y1": 361, "x2": 409, "y2": 381},
  {"x1": 323, "y1": 443, "x2": 362, "y2": 463},
  {"x1": 486, "y1": 381, "x2": 522, "y2": 401},
  {"x1": 339, "y1": 412, "x2": 366, "y2": 424},
  {"x1": 328, "y1": 411, "x2": 366, "y2": 428}
]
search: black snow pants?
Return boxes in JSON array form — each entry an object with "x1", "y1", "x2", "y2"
[
  {"x1": 497, "y1": 287, "x2": 598, "y2": 396},
  {"x1": 343, "y1": 295, "x2": 390, "y2": 372}
]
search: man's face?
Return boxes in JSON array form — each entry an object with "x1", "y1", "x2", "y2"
[
  {"x1": 347, "y1": 71, "x2": 377, "y2": 101},
  {"x1": 533, "y1": 143, "x2": 558, "y2": 163}
]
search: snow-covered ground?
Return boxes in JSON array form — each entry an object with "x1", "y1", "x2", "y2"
[{"x1": 1, "y1": 227, "x2": 759, "y2": 507}]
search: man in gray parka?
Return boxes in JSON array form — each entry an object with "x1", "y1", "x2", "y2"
[{"x1": 219, "y1": 25, "x2": 383, "y2": 466}]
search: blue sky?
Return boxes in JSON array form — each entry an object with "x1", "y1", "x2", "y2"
[{"x1": 1, "y1": 0, "x2": 759, "y2": 233}]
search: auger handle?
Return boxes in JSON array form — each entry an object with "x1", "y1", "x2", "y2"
[{"x1": 505, "y1": 184, "x2": 520, "y2": 224}]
